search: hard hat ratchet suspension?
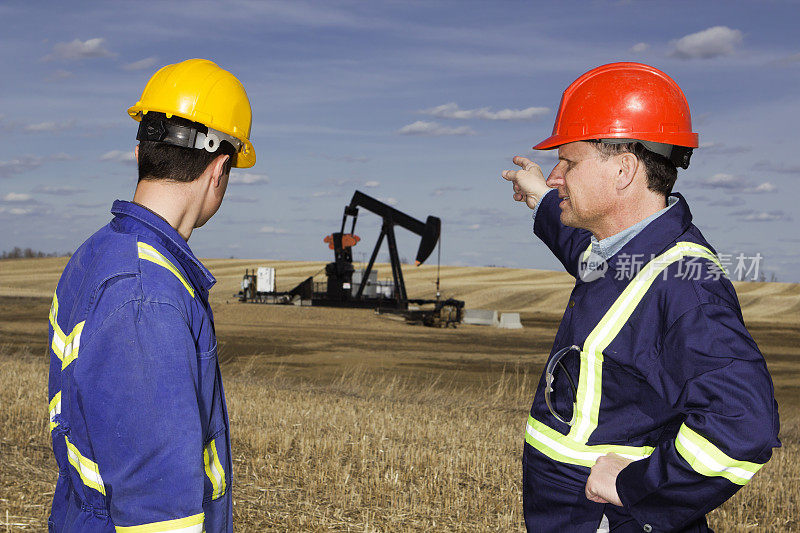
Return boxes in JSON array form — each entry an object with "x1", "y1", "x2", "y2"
[
  {"x1": 136, "y1": 115, "x2": 243, "y2": 154},
  {"x1": 598, "y1": 138, "x2": 693, "y2": 170}
]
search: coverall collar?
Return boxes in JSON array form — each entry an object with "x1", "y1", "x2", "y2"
[
  {"x1": 602, "y1": 192, "x2": 696, "y2": 276},
  {"x1": 590, "y1": 196, "x2": 679, "y2": 261},
  {"x1": 111, "y1": 199, "x2": 217, "y2": 291}
]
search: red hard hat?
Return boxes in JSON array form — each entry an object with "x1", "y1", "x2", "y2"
[{"x1": 534, "y1": 62, "x2": 698, "y2": 150}]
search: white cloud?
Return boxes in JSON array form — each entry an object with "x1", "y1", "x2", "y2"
[
  {"x1": 378, "y1": 197, "x2": 398, "y2": 206},
  {"x1": 734, "y1": 210, "x2": 792, "y2": 222},
  {"x1": 670, "y1": 26, "x2": 743, "y2": 59},
  {"x1": 99, "y1": 150, "x2": 136, "y2": 164},
  {"x1": 433, "y1": 185, "x2": 472, "y2": 196},
  {"x1": 3, "y1": 192, "x2": 32, "y2": 202},
  {"x1": 364, "y1": 180, "x2": 379, "y2": 188},
  {"x1": 421, "y1": 102, "x2": 548, "y2": 121},
  {"x1": 630, "y1": 42, "x2": 649, "y2": 53},
  {"x1": 259, "y1": 225, "x2": 288, "y2": 234},
  {"x1": 0, "y1": 206, "x2": 36, "y2": 216},
  {"x1": 397, "y1": 121, "x2": 475, "y2": 136},
  {"x1": 123, "y1": 57, "x2": 158, "y2": 71},
  {"x1": 45, "y1": 38, "x2": 115, "y2": 61},
  {"x1": 745, "y1": 182, "x2": 777, "y2": 193},
  {"x1": 34, "y1": 185, "x2": 86, "y2": 196},
  {"x1": 0, "y1": 155, "x2": 45, "y2": 178},
  {"x1": 468, "y1": 224, "x2": 480, "y2": 230},
  {"x1": 698, "y1": 173, "x2": 742, "y2": 189},
  {"x1": 695, "y1": 173, "x2": 776, "y2": 194},
  {"x1": 224, "y1": 194, "x2": 259, "y2": 203},
  {"x1": 325, "y1": 178, "x2": 359, "y2": 188},
  {"x1": 229, "y1": 173, "x2": 270, "y2": 185},
  {"x1": 310, "y1": 190, "x2": 339, "y2": 198},
  {"x1": 24, "y1": 119, "x2": 76, "y2": 133}
]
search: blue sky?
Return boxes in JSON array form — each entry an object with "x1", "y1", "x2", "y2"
[{"x1": 2, "y1": 1, "x2": 799, "y2": 282}]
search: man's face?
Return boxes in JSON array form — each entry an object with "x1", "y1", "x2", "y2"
[{"x1": 545, "y1": 141, "x2": 618, "y2": 234}]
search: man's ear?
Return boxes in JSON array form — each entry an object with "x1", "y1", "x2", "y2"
[
  {"x1": 209, "y1": 154, "x2": 230, "y2": 187},
  {"x1": 134, "y1": 145, "x2": 139, "y2": 163},
  {"x1": 616, "y1": 152, "x2": 639, "y2": 192}
]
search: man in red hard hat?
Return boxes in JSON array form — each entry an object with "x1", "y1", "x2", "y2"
[{"x1": 502, "y1": 63, "x2": 779, "y2": 532}]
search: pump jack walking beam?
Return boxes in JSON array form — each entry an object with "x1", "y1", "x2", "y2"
[{"x1": 342, "y1": 191, "x2": 440, "y2": 306}]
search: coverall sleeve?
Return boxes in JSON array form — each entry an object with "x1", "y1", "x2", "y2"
[
  {"x1": 75, "y1": 298, "x2": 205, "y2": 530},
  {"x1": 532, "y1": 189, "x2": 592, "y2": 278},
  {"x1": 616, "y1": 303, "x2": 780, "y2": 531}
]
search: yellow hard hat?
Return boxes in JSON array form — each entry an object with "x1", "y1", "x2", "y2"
[{"x1": 128, "y1": 59, "x2": 255, "y2": 168}]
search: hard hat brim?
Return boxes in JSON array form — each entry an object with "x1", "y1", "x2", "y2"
[
  {"x1": 533, "y1": 131, "x2": 699, "y2": 151},
  {"x1": 236, "y1": 139, "x2": 256, "y2": 168}
]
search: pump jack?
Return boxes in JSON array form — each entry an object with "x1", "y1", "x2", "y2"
[
  {"x1": 327, "y1": 191, "x2": 439, "y2": 307},
  {"x1": 238, "y1": 191, "x2": 464, "y2": 327}
]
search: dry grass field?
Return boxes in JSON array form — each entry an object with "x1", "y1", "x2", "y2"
[{"x1": 1, "y1": 256, "x2": 799, "y2": 531}]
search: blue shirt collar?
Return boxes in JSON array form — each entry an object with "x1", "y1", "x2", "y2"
[
  {"x1": 600, "y1": 192, "x2": 695, "y2": 276},
  {"x1": 110, "y1": 200, "x2": 216, "y2": 291},
  {"x1": 591, "y1": 195, "x2": 679, "y2": 261}
]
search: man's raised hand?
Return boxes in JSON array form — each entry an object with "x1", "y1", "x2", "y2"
[{"x1": 501, "y1": 156, "x2": 551, "y2": 210}]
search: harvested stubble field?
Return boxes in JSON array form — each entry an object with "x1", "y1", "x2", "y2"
[{"x1": 1, "y1": 257, "x2": 799, "y2": 531}]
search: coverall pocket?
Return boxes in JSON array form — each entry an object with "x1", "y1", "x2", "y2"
[
  {"x1": 523, "y1": 462, "x2": 605, "y2": 533},
  {"x1": 197, "y1": 342, "x2": 225, "y2": 440},
  {"x1": 596, "y1": 356, "x2": 646, "y2": 443}
]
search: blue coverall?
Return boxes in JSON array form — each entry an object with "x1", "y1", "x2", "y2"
[
  {"x1": 47, "y1": 200, "x2": 232, "y2": 532},
  {"x1": 522, "y1": 190, "x2": 780, "y2": 532}
]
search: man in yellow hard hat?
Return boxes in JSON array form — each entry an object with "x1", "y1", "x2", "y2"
[
  {"x1": 502, "y1": 63, "x2": 779, "y2": 532},
  {"x1": 46, "y1": 59, "x2": 253, "y2": 532}
]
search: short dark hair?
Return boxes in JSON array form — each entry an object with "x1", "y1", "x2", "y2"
[
  {"x1": 593, "y1": 141, "x2": 678, "y2": 196},
  {"x1": 137, "y1": 114, "x2": 236, "y2": 183}
]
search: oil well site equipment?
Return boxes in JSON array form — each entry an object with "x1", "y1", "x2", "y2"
[{"x1": 238, "y1": 190, "x2": 464, "y2": 327}]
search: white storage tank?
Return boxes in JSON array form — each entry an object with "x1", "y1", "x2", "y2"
[{"x1": 256, "y1": 267, "x2": 275, "y2": 293}]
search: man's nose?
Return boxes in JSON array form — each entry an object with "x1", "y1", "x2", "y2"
[{"x1": 546, "y1": 167, "x2": 564, "y2": 188}]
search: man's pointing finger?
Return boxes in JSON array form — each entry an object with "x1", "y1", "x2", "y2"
[
  {"x1": 513, "y1": 155, "x2": 538, "y2": 171},
  {"x1": 501, "y1": 169, "x2": 517, "y2": 181}
]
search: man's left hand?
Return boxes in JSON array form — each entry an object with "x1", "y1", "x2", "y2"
[{"x1": 585, "y1": 453, "x2": 633, "y2": 506}]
